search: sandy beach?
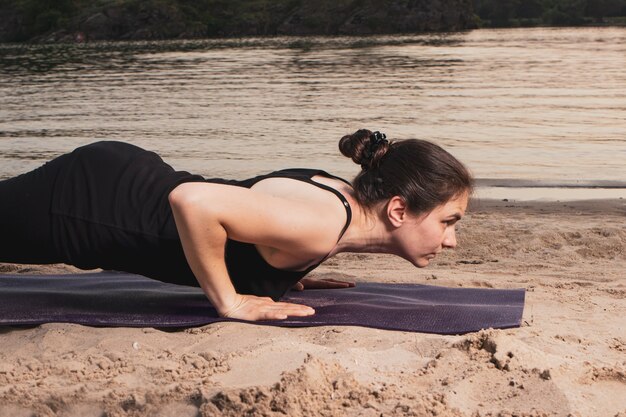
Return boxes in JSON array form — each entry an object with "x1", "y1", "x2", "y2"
[{"x1": 0, "y1": 198, "x2": 625, "y2": 417}]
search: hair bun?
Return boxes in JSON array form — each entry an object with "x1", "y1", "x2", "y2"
[{"x1": 339, "y1": 129, "x2": 390, "y2": 170}]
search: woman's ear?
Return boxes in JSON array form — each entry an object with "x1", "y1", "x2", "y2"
[{"x1": 386, "y1": 196, "x2": 407, "y2": 228}]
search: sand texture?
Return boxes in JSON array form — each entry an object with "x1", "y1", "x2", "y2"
[{"x1": 0, "y1": 199, "x2": 625, "y2": 417}]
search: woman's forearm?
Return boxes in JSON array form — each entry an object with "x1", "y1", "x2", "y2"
[{"x1": 169, "y1": 187, "x2": 238, "y2": 315}]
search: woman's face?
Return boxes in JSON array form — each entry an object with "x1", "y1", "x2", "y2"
[{"x1": 390, "y1": 193, "x2": 468, "y2": 267}]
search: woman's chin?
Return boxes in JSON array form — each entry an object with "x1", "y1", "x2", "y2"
[
  {"x1": 413, "y1": 258, "x2": 431, "y2": 268},
  {"x1": 402, "y1": 253, "x2": 435, "y2": 268}
]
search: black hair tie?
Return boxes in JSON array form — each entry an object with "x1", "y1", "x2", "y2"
[
  {"x1": 361, "y1": 131, "x2": 388, "y2": 170},
  {"x1": 370, "y1": 131, "x2": 387, "y2": 148}
]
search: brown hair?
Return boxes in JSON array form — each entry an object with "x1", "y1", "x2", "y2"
[{"x1": 339, "y1": 129, "x2": 473, "y2": 215}]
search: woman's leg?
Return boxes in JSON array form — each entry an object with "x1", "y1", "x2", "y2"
[{"x1": 0, "y1": 155, "x2": 68, "y2": 264}]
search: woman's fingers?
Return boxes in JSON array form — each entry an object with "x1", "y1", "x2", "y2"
[
  {"x1": 322, "y1": 278, "x2": 356, "y2": 287},
  {"x1": 298, "y1": 277, "x2": 356, "y2": 289},
  {"x1": 221, "y1": 294, "x2": 314, "y2": 321},
  {"x1": 264, "y1": 302, "x2": 315, "y2": 318}
]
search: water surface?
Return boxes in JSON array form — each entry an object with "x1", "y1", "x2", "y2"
[{"x1": 1, "y1": 28, "x2": 625, "y2": 199}]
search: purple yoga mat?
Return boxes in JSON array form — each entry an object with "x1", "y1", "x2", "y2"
[{"x1": 0, "y1": 272, "x2": 525, "y2": 334}]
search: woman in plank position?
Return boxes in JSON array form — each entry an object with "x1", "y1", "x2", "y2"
[{"x1": 0, "y1": 130, "x2": 472, "y2": 321}]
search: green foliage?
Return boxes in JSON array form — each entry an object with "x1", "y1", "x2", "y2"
[
  {"x1": 174, "y1": 0, "x2": 300, "y2": 36},
  {"x1": 475, "y1": 0, "x2": 519, "y2": 25},
  {"x1": 7, "y1": 0, "x2": 81, "y2": 39},
  {"x1": 473, "y1": 0, "x2": 626, "y2": 26},
  {"x1": 585, "y1": 0, "x2": 626, "y2": 17},
  {"x1": 517, "y1": 0, "x2": 543, "y2": 18},
  {"x1": 542, "y1": 0, "x2": 587, "y2": 24},
  {"x1": 34, "y1": 9, "x2": 63, "y2": 32},
  {"x1": 2, "y1": 0, "x2": 626, "y2": 42}
]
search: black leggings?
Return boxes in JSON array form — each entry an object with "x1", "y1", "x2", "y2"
[{"x1": 0, "y1": 155, "x2": 69, "y2": 264}]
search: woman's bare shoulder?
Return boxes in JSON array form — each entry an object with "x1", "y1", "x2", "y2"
[{"x1": 169, "y1": 180, "x2": 347, "y2": 257}]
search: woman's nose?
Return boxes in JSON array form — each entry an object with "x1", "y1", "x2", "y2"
[{"x1": 442, "y1": 227, "x2": 457, "y2": 249}]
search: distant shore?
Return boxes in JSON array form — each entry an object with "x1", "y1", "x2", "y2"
[
  {"x1": 2, "y1": 0, "x2": 625, "y2": 43},
  {"x1": 0, "y1": 0, "x2": 477, "y2": 43}
]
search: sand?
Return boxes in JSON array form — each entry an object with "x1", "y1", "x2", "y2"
[{"x1": 0, "y1": 198, "x2": 625, "y2": 417}]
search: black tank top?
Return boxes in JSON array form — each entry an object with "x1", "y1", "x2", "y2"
[{"x1": 50, "y1": 141, "x2": 352, "y2": 301}]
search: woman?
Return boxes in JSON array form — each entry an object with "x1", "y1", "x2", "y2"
[{"x1": 0, "y1": 129, "x2": 472, "y2": 321}]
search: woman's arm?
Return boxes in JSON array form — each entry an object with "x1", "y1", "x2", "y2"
[{"x1": 168, "y1": 182, "x2": 338, "y2": 320}]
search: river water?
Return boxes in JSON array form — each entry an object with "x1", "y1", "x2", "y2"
[{"x1": 1, "y1": 27, "x2": 625, "y2": 199}]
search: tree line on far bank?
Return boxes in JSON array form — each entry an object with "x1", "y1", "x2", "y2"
[
  {"x1": 1, "y1": 0, "x2": 625, "y2": 43},
  {"x1": 474, "y1": 0, "x2": 626, "y2": 27},
  {"x1": 0, "y1": 0, "x2": 475, "y2": 42}
]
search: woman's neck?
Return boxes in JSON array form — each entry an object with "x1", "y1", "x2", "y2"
[{"x1": 327, "y1": 197, "x2": 392, "y2": 257}]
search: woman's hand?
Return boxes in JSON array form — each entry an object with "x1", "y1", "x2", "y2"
[
  {"x1": 291, "y1": 277, "x2": 356, "y2": 291},
  {"x1": 220, "y1": 294, "x2": 315, "y2": 321}
]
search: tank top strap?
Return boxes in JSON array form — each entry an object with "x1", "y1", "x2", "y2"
[
  {"x1": 262, "y1": 168, "x2": 353, "y2": 244},
  {"x1": 298, "y1": 175, "x2": 352, "y2": 243}
]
